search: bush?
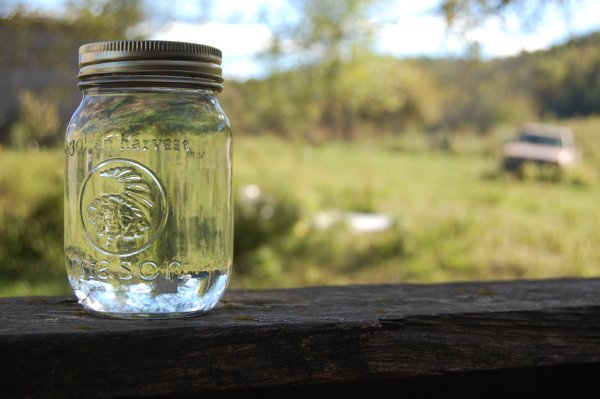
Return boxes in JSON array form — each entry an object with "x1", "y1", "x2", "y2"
[
  {"x1": 0, "y1": 194, "x2": 64, "y2": 282},
  {"x1": 0, "y1": 150, "x2": 67, "y2": 295},
  {"x1": 233, "y1": 185, "x2": 302, "y2": 276},
  {"x1": 288, "y1": 221, "x2": 409, "y2": 272},
  {"x1": 232, "y1": 182, "x2": 410, "y2": 283},
  {"x1": 9, "y1": 90, "x2": 60, "y2": 149}
]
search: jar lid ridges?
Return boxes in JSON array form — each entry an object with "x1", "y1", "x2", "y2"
[
  {"x1": 77, "y1": 40, "x2": 223, "y2": 91},
  {"x1": 79, "y1": 40, "x2": 222, "y2": 59}
]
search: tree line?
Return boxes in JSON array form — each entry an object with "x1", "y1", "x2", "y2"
[
  {"x1": 221, "y1": 31, "x2": 600, "y2": 140},
  {"x1": 1, "y1": 0, "x2": 599, "y2": 146}
]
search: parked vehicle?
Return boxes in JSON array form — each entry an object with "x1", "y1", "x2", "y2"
[{"x1": 502, "y1": 124, "x2": 577, "y2": 172}]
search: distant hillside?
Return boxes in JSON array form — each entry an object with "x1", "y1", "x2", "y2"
[
  {"x1": 526, "y1": 31, "x2": 600, "y2": 117},
  {"x1": 413, "y1": 31, "x2": 600, "y2": 131}
]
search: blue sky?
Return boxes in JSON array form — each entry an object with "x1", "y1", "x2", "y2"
[{"x1": 14, "y1": 0, "x2": 600, "y2": 80}]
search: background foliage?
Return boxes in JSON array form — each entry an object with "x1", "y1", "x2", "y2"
[{"x1": 1, "y1": 0, "x2": 600, "y2": 295}]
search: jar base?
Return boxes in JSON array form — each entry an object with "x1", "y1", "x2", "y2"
[
  {"x1": 69, "y1": 273, "x2": 229, "y2": 319},
  {"x1": 84, "y1": 308, "x2": 212, "y2": 320}
]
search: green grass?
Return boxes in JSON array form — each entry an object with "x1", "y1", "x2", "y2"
[
  {"x1": 233, "y1": 133, "x2": 600, "y2": 287},
  {"x1": 2, "y1": 118, "x2": 600, "y2": 296}
]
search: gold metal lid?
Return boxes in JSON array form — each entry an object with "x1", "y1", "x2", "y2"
[{"x1": 78, "y1": 40, "x2": 224, "y2": 91}]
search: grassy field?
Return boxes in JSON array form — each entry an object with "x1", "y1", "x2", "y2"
[
  {"x1": 2, "y1": 118, "x2": 600, "y2": 296},
  {"x1": 234, "y1": 129, "x2": 600, "y2": 286}
]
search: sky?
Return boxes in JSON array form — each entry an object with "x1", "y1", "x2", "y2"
[
  {"x1": 14, "y1": 0, "x2": 600, "y2": 80},
  {"x1": 151, "y1": 0, "x2": 600, "y2": 79}
]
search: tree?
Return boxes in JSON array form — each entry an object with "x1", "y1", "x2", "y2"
[
  {"x1": 266, "y1": 0, "x2": 379, "y2": 139},
  {"x1": 439, "y1": 0, "x2": 575, "y2": 57},
  {"x1": 265, "y1": 0, "x2": 430, "y2": 140},
  {"x1": 439, "y1": 0, "x2": 573, "y2": 31},
  {"x1": 64, "y1": 0, "x2": 144, "y2": 40}
]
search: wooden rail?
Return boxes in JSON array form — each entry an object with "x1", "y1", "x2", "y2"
[{"x1": 1, "y1": 278, "x2": 600, "y2": 398}]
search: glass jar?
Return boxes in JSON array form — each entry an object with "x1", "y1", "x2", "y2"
[{"x1": 65, "y1": 41, "x2": 233, "y2": 318}]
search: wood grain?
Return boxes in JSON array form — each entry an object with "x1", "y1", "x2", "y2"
[{"x1": 1, "y1": 278, "x2": 600, "y2": 398}]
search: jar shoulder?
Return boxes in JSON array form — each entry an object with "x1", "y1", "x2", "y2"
[{"x1": 67, "y1": 90, "x2": 230, "y2": 141}]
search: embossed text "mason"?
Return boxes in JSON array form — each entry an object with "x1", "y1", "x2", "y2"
[{"x1": 68, "y1": 257, "x2": 189, "y2": 281}]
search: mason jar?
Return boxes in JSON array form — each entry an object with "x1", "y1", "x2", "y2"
[{"x1": 64, "y1": 41, "x2": 233, "y2": 318}]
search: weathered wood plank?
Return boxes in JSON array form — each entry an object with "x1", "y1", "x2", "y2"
[{"x1": 1, "y1": 278, "x2": 600, "y2": 398}]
